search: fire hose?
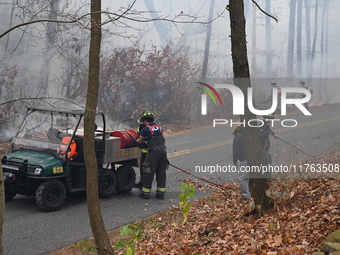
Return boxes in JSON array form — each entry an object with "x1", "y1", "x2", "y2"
[
  {"x1": 168, "y1": 134, "x2": 339, "y2": 189},
  {"x1": 168, "y1": 163, "x2": 240, "y2": 190},
  {"x1": 272, "y1": 133, "x2": 340, "y2": 158}
]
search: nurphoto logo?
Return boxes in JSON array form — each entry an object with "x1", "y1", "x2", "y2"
[
  {"x1": 196, "y1": 82, "x2": 223, "y2": 115},
  {"x1": 197, "y1": 82, "x2": 312, "y2": 128}
]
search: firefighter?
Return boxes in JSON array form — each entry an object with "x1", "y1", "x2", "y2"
[
  {"x1": 300, "y1": 80, "x2": 309, "y2": 90},
  {"x1": 300, "y1": 80, "x2": 313, "y2": 110},
  {"x1": 134, "y1": 114, "x2": 149, "y2": 189},
  {"x1": 259, "y1": 114, "x2": 276, "y2": 167},
  {"x1": 59, "y1": 136, "x2": 78, "y2": 160},
  {"x1": 232, "y1": 125, "x2": 251, "y2": 200},
  {"x1": 135, "y1": 111, "x2": 168, "y2": 199}
]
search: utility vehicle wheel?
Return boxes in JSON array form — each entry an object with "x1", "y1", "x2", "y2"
[
  {"x1": 5, "y1": 191, "x2": 16, "y2": 201},
  {"x1": 4, "y1": 181, "x2": 16, "y2": 201},
  {"x1": 115, "y1": 165, "x2": 136, "y2": 193},
  {"x1": 99, "y1": 169, "x2": 117, "y2": 198},
  {"x1": 35, "y1": 180, "x2": 66, "y2": 212}
]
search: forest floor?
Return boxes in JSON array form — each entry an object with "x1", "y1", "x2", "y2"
[{"x1": 48, "y1": 149, "x2": 340, "y2": 255}]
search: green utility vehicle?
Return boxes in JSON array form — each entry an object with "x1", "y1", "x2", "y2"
[{"x1": 1, "y1": 107, "x2": 140, "y2": 211}]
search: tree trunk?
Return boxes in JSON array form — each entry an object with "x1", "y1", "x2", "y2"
[
  {"x1": 38, "y1": 0, "x2": 60, "y2": 97},
  {"x1": 311, "y1": 0, "x2": 319, "y2": 77},
  {"x1": 143, "y1": 0, "x2": 167, "y2": 47},
  {"x1": 228, "y1": 0, "x2": 271, "y2": 213},
  {"x1": 265, "y1": 0, "x2": 272, "y2": 77},
  {"x1": 319, "y1": 0, "x2": 328, "y2": 79},
  {"x1": 287, "y1": 0, "x2": 296, "y2": 78},
  {"x1": 201, "y1": 0, "x2": 215, "y2": 81},
  {"x1": 305, "y1": 0, "x2": 312, "y2": 77},
  {"x1": 0, "y1": 157, "x2": 5, "y2": 255},
  {"x1": 85, "y1": 0, "x2": 115, "y2": 254},
  {"x1": 324, "y1": 0, "x2": 329, "y2": 78},
  {"x1": 0, "y1": 0, "x2": 16, "y2": 100},
  {"x1": 297, "y1": 0, "x2": 303, "y2": 77},
  {"x1": 251, "y1": 2, "x2": 256, "y2": 77}
]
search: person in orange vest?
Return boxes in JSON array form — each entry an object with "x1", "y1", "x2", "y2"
[{"x1": 59, "y1": 136, "x2": 78, "y2": 160}]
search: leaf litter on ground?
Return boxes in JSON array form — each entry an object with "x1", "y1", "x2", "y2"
[{"x1": 49, "y1": 177, "x2": 340, "y2": 255}]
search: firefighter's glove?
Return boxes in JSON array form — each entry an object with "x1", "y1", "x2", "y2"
[{"x1": 137, "y1": 124, "x2": 146, "y2": 134}]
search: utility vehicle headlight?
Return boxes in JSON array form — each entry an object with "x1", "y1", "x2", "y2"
[{"x1": 33, "y1": 167, "x2": 43, "y2": 175}]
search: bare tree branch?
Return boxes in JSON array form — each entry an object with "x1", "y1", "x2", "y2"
[
  {"x1": 155, "y1": 99, "x2": 173, "y2": 122},
  {"x1": 0, "y1": 16, "x2": 86, "y2": 39},
  {"x1": 251, "y1": 0, "x2": 278, "y2": 23},
  {"x1": 0, "y1": 97, "x2": 85, "y2": 109},
  {"x1": 0, "y1": 5, "x2": 227, "y2": 39}
]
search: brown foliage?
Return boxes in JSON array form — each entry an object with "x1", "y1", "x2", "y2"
[
  {"x1": 98, "y1": 43, "x2": 200, "y2": 127},
  {"x1": 49, "y1": 176, "x2": 340, "y2": 255},
  {"x1": 132, "y1": 179, "x2": 339, "y2": 255}
]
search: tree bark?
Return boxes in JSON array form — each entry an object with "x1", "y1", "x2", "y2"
[
  {"x1": 297, "y1": 0, "x2": 303, "y2": 77},
  {"x1": 228, "y1": 0, "x2": 272, "y2": 213},
  {"x1": 305, "y1": 0, "x2": 312, "y2": 77},
  {"x1": 38, "y1": 0, "x2": 60, "y2": 97},
  {"x1": 0, "y1": 0, "x2": 15, "y2": 100},
  {"x1": 265, "y1": 0, "x2": 272, "y2": 77},
  {"x1": 287, "y1": 0, "x2": 296, "y2": 78},
  {"x1": 201, "y1": 0, "x2": 215, "y2": 81},
  {"x1": 311, "y1": 0, "x2": 318, "y2": 77},
  {"x1": 251, "y1": 2, "x2": 256, "y2": 77},
  {"x1": 143, "y1": 0, "x2": 168, "y2": 48},
  {"x1": 0, "y1": 156, "x2": 5, "y2": 255},
  {"x1": 319, "y1": 0, "x2": 329, "y2": 79},
  {"x1": 85, "y1": 0, "x2": 115, "y2": 254}
]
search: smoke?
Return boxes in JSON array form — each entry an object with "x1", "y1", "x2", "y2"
[{"x1": 0, "y1": 126, "x2": 15, "y2": 142}]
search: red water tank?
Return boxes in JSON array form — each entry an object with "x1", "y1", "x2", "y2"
[{"x1": 110, "y1": 130, "x2": 138, "y2": 149}]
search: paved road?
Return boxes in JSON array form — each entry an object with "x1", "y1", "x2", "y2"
[{"x1": 3, "y1": 104, "x2": 340, "y2": 255}]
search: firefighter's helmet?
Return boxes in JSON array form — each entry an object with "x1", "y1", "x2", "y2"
[
  {"x1": 140, "y1": 111, "x2": 154, "y2": 122},
  {"x1": 232, "y1": 124, "x2": 242, "y2": 135}
]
